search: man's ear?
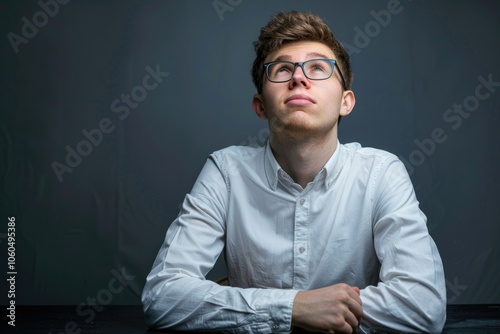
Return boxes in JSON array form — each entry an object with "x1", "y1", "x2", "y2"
[
  {"x1": 340, "y1": 90, "x2": 356, "y2": 117},
  {"x1": 252, "y1": 93, "x2": 268, "y2": 120}
]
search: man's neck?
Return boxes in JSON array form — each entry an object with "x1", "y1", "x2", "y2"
[{"x1": 270, "y1": 130, "x2": 338, "y2": 189}]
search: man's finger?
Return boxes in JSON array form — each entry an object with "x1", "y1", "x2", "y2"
[{"x1": 344, "y1": 310, "x2": 360, "y2": 331}]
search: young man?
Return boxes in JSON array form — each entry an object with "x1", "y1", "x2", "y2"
[{"x1": 142, "y1": 11, "x2": 446, "y2": 333}]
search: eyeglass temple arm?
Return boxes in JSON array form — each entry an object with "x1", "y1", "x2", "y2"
[{"x1": 333, "y1": 60, "x2": 347, "y2": 90}]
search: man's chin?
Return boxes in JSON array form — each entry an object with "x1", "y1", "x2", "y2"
[
  {"x1": 274, "y1": 122, "x2": 329, "y2": 138},
  {"x1": 271, "y1": 117, "x2": 337, "y2": 139}
]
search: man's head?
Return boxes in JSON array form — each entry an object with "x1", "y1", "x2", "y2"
[
  {"x1": 250, "y1": 11, "x2": 355, "y2": 138},
  {"x1": 251, "y1": 11, "x2": 353, "y2": 94}
]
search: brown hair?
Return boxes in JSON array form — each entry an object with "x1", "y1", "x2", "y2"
[{"x1": 251, "y1": 11, "x2": 352, "y2": 93}]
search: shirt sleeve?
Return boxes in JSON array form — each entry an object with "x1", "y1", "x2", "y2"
[
  {"x1": 359, "y1": 157, "x2": 447, "y2": 333},
  {"x1": 141, "y1": 155, "x2": 298, "y2": 333}
]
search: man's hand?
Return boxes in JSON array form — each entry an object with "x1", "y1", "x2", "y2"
[{"x1": 292, "y1": 283, "x2": 363, "y2": 333}]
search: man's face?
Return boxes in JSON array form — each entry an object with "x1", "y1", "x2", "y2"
[{"x1": 252, "y1": 41, "x2": 354, "y2": 138}]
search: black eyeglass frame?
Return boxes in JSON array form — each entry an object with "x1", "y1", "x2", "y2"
[{"x1": 262, "y1": 58, "x2": 347, "y2": 90}]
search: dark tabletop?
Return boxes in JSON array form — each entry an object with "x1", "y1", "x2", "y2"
[{"x1": 2, "y1": 304, "x2": 499, "y2": 333}]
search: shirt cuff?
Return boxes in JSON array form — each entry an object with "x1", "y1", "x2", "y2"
[{"x1": 254, "y1": 289, "x2": 299, "y2": 333}]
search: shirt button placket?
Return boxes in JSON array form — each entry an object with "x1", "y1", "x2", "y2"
[{"x1": 293, "y1": 196, "x2": 309, "y2": 289}]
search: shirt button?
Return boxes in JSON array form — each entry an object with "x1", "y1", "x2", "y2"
[
  {"x1": 299, "y1": 198, "x2": 306, "y2": 205},
  {"x1": 299, "y1": 247, "x2": 305, "y2": 253}
]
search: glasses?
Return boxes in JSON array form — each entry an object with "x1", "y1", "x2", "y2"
[{"x1": 263, "y1": 58, "x2": 346, "y2": 90}]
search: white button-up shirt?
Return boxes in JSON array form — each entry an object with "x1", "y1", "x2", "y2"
[{"x1": 142, "y1": 141, "x2": 446, "y2": 333}]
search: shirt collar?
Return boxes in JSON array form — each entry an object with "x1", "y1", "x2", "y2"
[
  {"x1": 264, "y1": 140, "x2": 280, "y2": 190},
  {"x1": 323, "y1": 140, "x2": 345, "y2": 189},
  {"x1": 264, "y1": 139, "x2": 345, "y2": 190}
]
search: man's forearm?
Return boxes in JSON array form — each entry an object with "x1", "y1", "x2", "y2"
[
  {"x1": 359, "y1": 280, "x2": 446, "y2": 333},
  {"x1": 143, "y1": 275, "x2": 298, "y2": 333}
]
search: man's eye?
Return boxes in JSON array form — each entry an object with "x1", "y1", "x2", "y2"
[
  {"x1": 310, "y1": 64, "x2": 326, "y2": 72},
  {"x1": 276, "y1": 65, "x2": 292, "y2": 73}
]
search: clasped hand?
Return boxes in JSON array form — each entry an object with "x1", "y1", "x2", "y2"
[{"x1": 292, "y1": 283, "x2": 363, "y2": 333}]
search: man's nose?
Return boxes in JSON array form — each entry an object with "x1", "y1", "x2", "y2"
[{"x1": 289, "y1": 64, "x2": 311, "y2": 89}]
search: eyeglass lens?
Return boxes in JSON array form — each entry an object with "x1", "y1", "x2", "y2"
[{"x1": 267, "y1": 59, "x2": 334, "y2": 82}]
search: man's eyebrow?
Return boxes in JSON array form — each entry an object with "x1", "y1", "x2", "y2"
[
  {"x1": 272, "y1": 55, "x2": 292, "y2": 62},
  {"x1": 307, "y1": 52, "x2": 331, "y2": 59},
  {"x1": 271, "y1": 52, "x2": 333, "y2": 62}
]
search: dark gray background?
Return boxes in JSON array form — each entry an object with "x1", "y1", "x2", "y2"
[{"x1": 1, "y1": 0, "x2": 499, "y2": 308}]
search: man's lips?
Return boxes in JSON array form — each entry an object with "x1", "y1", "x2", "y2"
[{"x1": 284, "y1": 94, "x2": 315, "y2": 105}]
